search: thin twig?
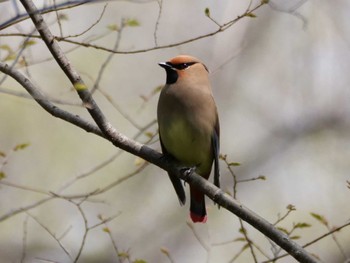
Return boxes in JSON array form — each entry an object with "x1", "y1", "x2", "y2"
[
  {"x1": 0, "y1": 87, "x2": 83, "y2": 106},
  {"x1": 238, "y1": 220, "x2": 258, "y2": 263},
  {"x1": 0, "y1": 196, "x2": 54, "y2": 222},
  {"x1": 20, "y1": 215, "x2": 29, "y2": 263},
  {"x1": 91, "y1": 18, "x2": 125, "y2": 93},
  {"x1": 153, "y1": 0, "x2": 163, "y2": 46},
  {"x1": 0, "y1": 180, "x2": 52, "y2": 196},
  {"x1": 0, "y1": 0, "x2": 93, "y2": 30},
  {"x1": 64, "y1": 3, "x2": 108, "y2": 39},
  {"x1": 186, "y1": 222, "x2": 210, "y2": 252},
  {"x1": 0, "y1": 27, "x2": 36, "y2": 86},
  {"x1": 102, "y1": 221, "x2": 121, "y2": 260},
  {"x1": 53, "y1": 0, "x2": 63, "y2": 37},
  {"x1": 26, "y1": 211, "x2": 72, "y2": 259},
  {"x1": 273, "y1": 205, "x2": 296, "y2": 226},
  {"x1": 73, "y1": 202, "x2": 89, "y2": 263},
  {"x1": 1, "y1": 1, "x2": 267, "y2": 56}
]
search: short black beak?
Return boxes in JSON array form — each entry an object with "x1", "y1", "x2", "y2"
[
  {"x1": 159, "y1": 62, "x2": 178, "y2": 84},
  {"x1": 158, "y1": 62, "x2": 173, "y2": 70}
]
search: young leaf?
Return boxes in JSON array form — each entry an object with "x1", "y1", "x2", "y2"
[
  {"x1": 4, "y1": 53, "x2": 16, "y2": 61},
  {"x1": 294, "y1": 222, "x2": 311, "y2": 229},
  {"x1": 134, "y1": 157, "x2": 145, "y2": 167},
  {"x1": 287, "y1": 204, "x2": 296, "y2": 211},
  {"x1": 118, "y1": 252, "x2": 129, "y2": 259},
  {"x1": 58, "y1": 13, "x2": 69, "y2": 20},
  {"x1": 22, "y1": 40, "x2": 37, "y2": 48},
  {"x1": 0, "y1": 172, "x2": 6, "y2": 180},
  {"x1": 204, "y1": 7, "x2": 210, "y2": 17},
  {"x1": 310, "y1": 212, "x2": 328, "y2": 226},
  {"x1": 103, "y1": 227, "x2": 110, "y2": 233},
  {"x1": 152, "y1": 85, "x2": 163, "y2": 95},
  {"x1": 160, "y1": 247, "x2": 169, "y2": 256},
  {"x1": 144, "y1": 131, "x2": 154, "y2": 138},
  {"x1": 74, "y1": 83, "x2": 87, "y2": 91},
  {"x1": 107, "y1": 24, "x2": 119, "y2": 31},
  {"x1": 277, "y1": 227, "x2": 288, "y2": 234},
  {"x1": 233, "y1": 237, "x2": 246, "y2": 242},
  {"x1": 14, "y1": 143, "x2": 30, "y2": 151},
  {"x1": 246, "y1": 13, "x2": 257, "y2": 18},
  {"x1": 239, "y1": 227, "x2": 247, "y2": 235},
  {"x1": 219, "y1": 154, "x2": 227, "y2": 160},
  {"x1": 228, "y1": 162, "x2": 241, "y2": 166},
  {"x1": 241, "y1": 243, "x2": 250, "y2": 251},
  {"x1": 0, "y1": 45, "x2": 13, "y2": 52},
  {"x1": 126, "y1": 19, "x2": 140, "y2": 27}
]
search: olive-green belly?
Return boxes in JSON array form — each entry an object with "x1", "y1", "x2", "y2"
[{"x1": 160, "y1": 117, "x2": 213, "y2": 175}]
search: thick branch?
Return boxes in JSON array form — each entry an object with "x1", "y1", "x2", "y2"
[{"x1": 7, "y1": 1, "x2": 318, "y2": 262}]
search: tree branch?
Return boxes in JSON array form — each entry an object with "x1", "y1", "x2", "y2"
[
  {"x1": 1, "y1": 1, "x2": 267, "y2": 55},
  {"x1": 0, "y1": 63, "x2": 104, "y2": 138}
]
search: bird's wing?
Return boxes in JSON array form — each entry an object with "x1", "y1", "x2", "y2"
[
  {"x1": 212, "y1": 117, "x2": 220, "y2": 188},
  {"x1": 160, "y1": 134, "x2": 186, "y2": 205}
]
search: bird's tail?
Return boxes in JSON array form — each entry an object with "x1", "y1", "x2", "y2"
[
  {"x1": 168, "y1": 173, "x2": 186, "y2": 205},
  {"x1": 190, "y1": 187, "x2": 207, "y2": 223}
]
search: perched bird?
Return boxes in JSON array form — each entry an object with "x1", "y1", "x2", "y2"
[{"x1": 157, "y1": 55, "x2": 220, "y2": 223}]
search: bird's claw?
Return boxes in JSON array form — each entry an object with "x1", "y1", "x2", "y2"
[{"x1": 180, "y1": 166, "x2": 196, "y2": 179}]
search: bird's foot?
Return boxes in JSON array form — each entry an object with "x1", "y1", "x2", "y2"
[{"x1": 180, "y1": 166, "x2": 196, "y2": 181}]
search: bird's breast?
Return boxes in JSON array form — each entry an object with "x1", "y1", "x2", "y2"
[{"x1": 159, "y1": 114, "x2": 213, "y2": 174}]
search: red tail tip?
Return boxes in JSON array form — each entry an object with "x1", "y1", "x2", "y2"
[{"x1": 190, "y1": 212, "x2": 207, "y2": 223}]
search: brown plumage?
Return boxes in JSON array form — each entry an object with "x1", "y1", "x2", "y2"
[{"x1": 157, "y1": 55, "x2": 220, "y2": 223}]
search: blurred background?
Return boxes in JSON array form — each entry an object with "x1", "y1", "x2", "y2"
[{"x1": 0, "y1": 0, "x2": 349, "y2": 262}]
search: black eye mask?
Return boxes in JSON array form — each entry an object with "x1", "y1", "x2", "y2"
[{"x1": 170, "y1": 62, "x2": 197, "y2": 70}]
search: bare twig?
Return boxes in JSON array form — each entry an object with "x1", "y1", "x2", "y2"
[
  {"x1": 91, "y1": 18, "x2": 125, "y2": 94},
  {"x1": 53, "y1": 0, "x2": 64, "y2": 37},
  {"x1": 238, "y1": 220, "x2": 258, "y2": 263},
  {"x1": 51, "y1": 161, "x2": 149, "y2": 200},
  {"x1": 20, "y1": 215, "x2": 29, "y2": 263},
  {"x1": 263, "y1": 221, "x2": 350, "y2": 262},
  {"x1": 73, "y1": 201, "x2": 89, "y2": 262},
  {"x1": 64, "y1": 3, "x2": 108, "y2": 39},
  {"x1": 221, "y1": 155, "x2": 239, "y2": 199},
  {"x1": 273, "y1": 205, "x2": 296, "y2": 226},
  {"x1": 0, "y1": 0, "x2": 93, "y2": 30},
  {"x1": 0, "y1": 63, "x2": 105, "y2": 138},
  {"x1": 70, "y1": 199, "x2": 120, "y2": 262},
  {"x1": 0, "y1": 196, "x2": 54, "y2": 222},
  {"x1": 0, "y1": 180, "x2": 50, "y2": 195},
  {"x1": 160, "y1": 247, "x2": 176, "y2": 263},
  {"x1": 26, "y1": 212, "x2": 72, "y2": 259},
  {"x1": 102, "y1": 220, "x2": 121, "y2": 260},
  {"x1": 1, "y1": 1, "x2": 267, "y2": 56},
  {"x1": 98, "y1": 88, "x2": 144, "y2": 130},
  {"x1": 0, "y1": 87, "x2": 82, "y2": 106},
  {"x1": 153, "y1": 0, "x2": 163, "y2": 46},
  {"x1": 0, "y1": 27, "x2": 36, "y2": 86},
  {"x1": 186, "y1": 222, "x2": 210, "y2": 252}
]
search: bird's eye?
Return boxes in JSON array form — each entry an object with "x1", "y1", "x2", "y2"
[
  {"x1": 174, "y1": 62, "x2": 196, "y2": 70},
  {"x1": 180, "y1": 63, "x2": 188, "y2": 69}
]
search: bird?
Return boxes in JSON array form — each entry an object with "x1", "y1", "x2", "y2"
[{"x1": 157, "y1": 55, "x2": 220, "y2": 223}]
